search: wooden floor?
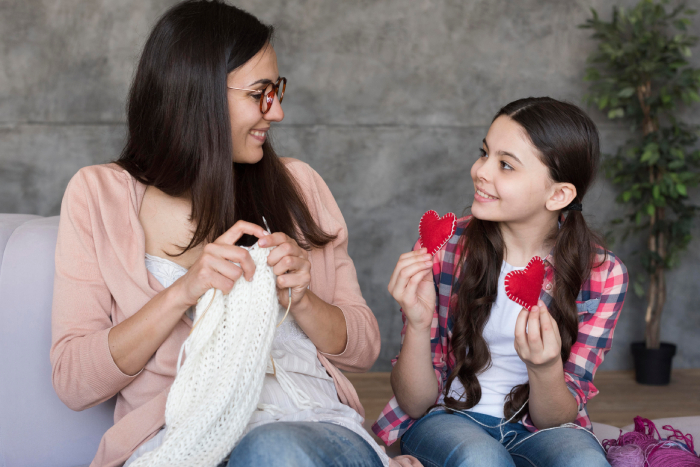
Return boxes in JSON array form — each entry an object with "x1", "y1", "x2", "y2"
[{"x1": 346, "y1": 369, "x2": 700, "y2": 429}]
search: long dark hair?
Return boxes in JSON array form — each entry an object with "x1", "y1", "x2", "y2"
[
  {"x1": 116, "y1": 0, "x2": 335, "y2": 251},
  {"x1": 444, "y1": 97, "x2": 606, "y2": 421}
]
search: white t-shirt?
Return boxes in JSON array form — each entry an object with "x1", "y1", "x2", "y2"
[{"x1": 440, "y1": 261, "x2": 530, "y2": 419}]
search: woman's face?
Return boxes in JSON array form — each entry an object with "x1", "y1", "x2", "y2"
[
  {"x1": 226, "y1": 45, "x2": 284, "y2": 164},
  {"x1": 469, "y1": 115, "x2": 564, "y2": 225}
]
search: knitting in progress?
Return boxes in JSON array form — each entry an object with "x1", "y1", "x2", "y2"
[{"x1": 131, "y1": 244, "x2": 279, "y2": 467}]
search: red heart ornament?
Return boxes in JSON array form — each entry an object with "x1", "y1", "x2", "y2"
[
  {"x1": 504, "y1": 256, "x2": 545, "y2": 311},
  {"x1": 419, "y1": 210, "x2": 457, "y2": 256}
]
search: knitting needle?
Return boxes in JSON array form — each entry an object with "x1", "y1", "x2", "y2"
[{"x1": 262, "y1": 217, "x2": 293, "y2": 328}]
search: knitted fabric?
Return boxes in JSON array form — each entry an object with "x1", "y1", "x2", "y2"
[{"x1": 131, "y1": 244, "x2": 278, "y2": 467}]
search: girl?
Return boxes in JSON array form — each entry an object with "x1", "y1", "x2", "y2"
[
  {"x1": 51, "y1": 2, "x2": 418, "y2": 466},
  {"x1": 373, "y1": 97, "x2": 628, "y2": 466}
]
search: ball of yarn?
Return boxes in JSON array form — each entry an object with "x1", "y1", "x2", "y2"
[
  {"x1": 607, "y1": 444, "x2": 645, "y2": 467},
  {"x1": 602, "y1": 417, "x2": 700, "y2": 467}
]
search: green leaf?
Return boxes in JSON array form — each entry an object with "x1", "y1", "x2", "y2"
[
  {"x1": 608, "y1": 108, "x2": 625, "y2": 119},
  {"x1": 618, "y1": 87, "x2": 636, "y2": 98},
  {"x1": 636, "y1": 211, "x2": 643, "y2": 225},
  {"x1": 647, "y1": 204, "x2": 655, "y2": 216},
  {"x1": 584, "y1": 67, "x2": 601, "y2": 81},
  {"x1": 652, "y1": 185, "x2": 661, "y2": 200},
  {"x1": 634, "y1": 282, "x2": 646, "y2": 298},
  {"x1": 622, "y1": 191, "x2": 632, "y2": 202},
  {"x1": 640, "y1": 143, "x2": 660, "y2": 165},
  {"x1": 670, "y1": 148, "x2": 685, "y2": 160},
  {"x1": 669, "y1": 61, "x2": 687, "y2": 69},
  {"x1": 677, "y1": 183, "x2": 687, "y2": 196},
  {"x1": 668, "y1": 160, "x2": 685, "y2": 170}
]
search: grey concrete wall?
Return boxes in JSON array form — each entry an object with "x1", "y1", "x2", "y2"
[{"x1": 1, "y1": 0, "x2": 699, "y2": 371}]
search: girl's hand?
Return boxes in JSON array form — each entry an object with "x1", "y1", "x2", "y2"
[
  {"x1": 514, "y1": 300, "x2": 563, "y2": 371},
  {"x1": 388, "y1": 248, "x2": 436, "y2": 331},
  {"x1": 259, "y1": 233, "x2": 311, "y2": 309},
  {"x1": 389, "y1": 455, "x2": 424, "y2": 466},
  {"x1": 172, "y1": 221, "x2": 268, "y2": 308}
]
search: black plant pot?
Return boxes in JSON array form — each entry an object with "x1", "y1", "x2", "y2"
[{"x1": 631, "y1": 342, "x2": 676, "y2": 385}]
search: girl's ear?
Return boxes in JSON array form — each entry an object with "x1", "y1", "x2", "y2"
[{"x1": 545, "y1": 182, "x2": 577, "y2": 212}]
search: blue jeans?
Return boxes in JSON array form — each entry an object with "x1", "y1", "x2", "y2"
[
  {"x1": 400, "y1": 410, "x2": 610, "y2": 467},
  {"x1": 226, "y1": 422, "x2": 383, "y2": 466}
]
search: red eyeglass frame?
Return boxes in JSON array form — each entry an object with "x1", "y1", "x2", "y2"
[{"x1": 227, "y1": 77, "x2": 286, "y2": 114}]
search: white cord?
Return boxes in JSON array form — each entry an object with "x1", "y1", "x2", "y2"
[
  {"x1": 438, "y1": 399, "x2": 605, "y2": 451},
  {"x1": 436, "y1": 398, "x2": 529, "y2": 428}
]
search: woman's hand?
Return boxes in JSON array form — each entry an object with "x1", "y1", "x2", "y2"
[
  {"x1": 258, "y1": 233, "x2": 311, "y2": 309},
  {"x1": 388, "y1": 248, "x2": 435, "y2": 331},
  {"x1": 514, "y1": 300, "x2": 563, "y2": 371},
  {"x1": 172, "y1": 221, "x2": 268, "y2": 309}
]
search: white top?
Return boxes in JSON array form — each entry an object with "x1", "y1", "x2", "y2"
[
  {"x1": 440, "y1": 260, "x2": 530, "y2": 419},
  {"x1": 125, "y1": 254, "x2": 388, "y2": 466},
  {"x1": 144, "y1": 254, "x2": 195, "y2": 320}
]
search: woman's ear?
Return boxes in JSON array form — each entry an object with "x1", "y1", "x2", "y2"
[{"x1": 545, "y1": 182, "x2": 577, "y2": 212}]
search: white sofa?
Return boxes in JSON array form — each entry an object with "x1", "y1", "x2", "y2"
[
  {"x1": 1, "y1": 213, "x2": 698, "y2": 466},
  {"x1": 0, "y1": 214, "x2": 114, "y2": 467}
]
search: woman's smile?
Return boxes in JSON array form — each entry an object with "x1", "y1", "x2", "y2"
[{"x1": 249, "y1": 128, "x2": 268, "y2": 142}]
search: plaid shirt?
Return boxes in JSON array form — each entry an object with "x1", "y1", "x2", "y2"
[{"x1": 372, "y1": 216, "x2": 628, "y2": 445}]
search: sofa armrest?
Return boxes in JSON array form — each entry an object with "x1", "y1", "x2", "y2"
[{"x1": 0, "y1": 216, "x2": 115, "y2": 467}]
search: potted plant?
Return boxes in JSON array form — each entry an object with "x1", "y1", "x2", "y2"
[{"x1": 580, "y1": 0, "x2": 700, "y2": 385}]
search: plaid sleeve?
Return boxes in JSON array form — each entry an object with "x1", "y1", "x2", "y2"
[
  {"x1": 371, "y1": 239, "x2": 447, "y2": 445},
  {"x1": 565, "y1": 252, "x2": 628, "y2": 422}
]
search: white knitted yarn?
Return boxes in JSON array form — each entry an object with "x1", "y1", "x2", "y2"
[{"x1": 131, "y1": 244, "x2": 278, "y2": 467}]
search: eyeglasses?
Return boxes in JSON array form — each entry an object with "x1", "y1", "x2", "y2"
[{"x1": 227, "y1": 77, "x2": 286, "y2": 114}]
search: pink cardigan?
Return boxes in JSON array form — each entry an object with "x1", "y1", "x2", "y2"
[{"x1": 51, "y1": 159, "x2": 380, "y2": 467}]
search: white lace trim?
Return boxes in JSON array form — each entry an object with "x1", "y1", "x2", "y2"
[
  {"x1": 144, "y1": 253, "x2": 188, "y2": 288},
  {"x1": 144, "y1": 254, "x2": 194, "y2": 320},
  {"x1": 275, "y1": 315, "x2": 308, "y2": 343}
]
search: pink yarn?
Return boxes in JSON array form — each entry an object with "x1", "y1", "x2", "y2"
[
  {"x1": 607, "y1": 444, "x2": 645, "y2": 466},
  {"x1": 602, "y1": 417, "x2": 700, "y2": 466}
]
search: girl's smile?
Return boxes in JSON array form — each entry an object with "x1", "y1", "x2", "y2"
[{"x1": 474, "y1": 187, "x2": 499, "y2": 202}]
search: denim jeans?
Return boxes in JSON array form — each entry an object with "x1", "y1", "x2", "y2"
[
  {"x1": 400, "y1": 410, "x2": 610, "y2": 467},
  {"x1": 225, "y1": 421, "x2": 384, "y2": 467}
]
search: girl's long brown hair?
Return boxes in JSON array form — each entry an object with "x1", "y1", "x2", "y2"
[
  {"x1": 116, "y1": 0, "x2": 335, "y2": 252},
  {"x1": 444, "y1": 97, "x2": 605, "y2": 421}
]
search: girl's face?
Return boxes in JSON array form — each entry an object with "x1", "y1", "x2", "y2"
[
  {"x1": 470, "y1": 115, "x2": 572, "y2": 224},
  {"x1": 226, "y1": 45, "x2": 284, "y2": 164}
]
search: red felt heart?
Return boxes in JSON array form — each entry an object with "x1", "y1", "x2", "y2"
[
  {"x1": 419, "y1": 210, "x2": 457, "y2": 256},
  {"x1": 504, "y1": 256, "x2": 545, "y2": 311}
]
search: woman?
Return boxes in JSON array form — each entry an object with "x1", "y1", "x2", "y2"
[
  {"x1": 373, "y1": 97, "x2": 628, "y2": 466},
  {"x1": 51, "y1": 2, "x2": 416, "y2": 466}
]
